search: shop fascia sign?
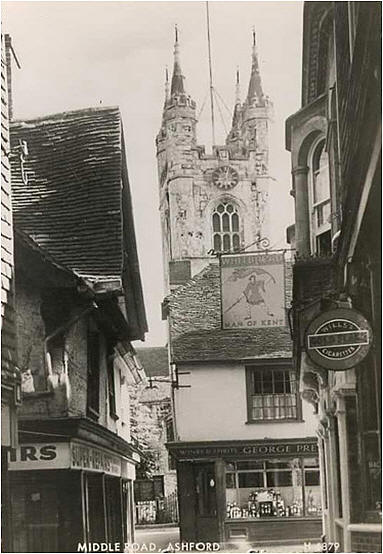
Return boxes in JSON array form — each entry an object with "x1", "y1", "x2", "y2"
[
  {"x1": 305, "y1": 307, "x2": 372, "y2": 371},
  {"x1": 7, "y1": 440, "x2": 131, "y2": 477},
  {"x1": 170, "y1": 441, "x2": 318, "y2": 460}
]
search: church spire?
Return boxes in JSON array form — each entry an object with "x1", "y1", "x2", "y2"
[
  {"x1": 171, "y1": 25, "x2": 185, "y2": 96},
  {"x1": 246, "y1": 28, "x2": 264, "y2": 105}
]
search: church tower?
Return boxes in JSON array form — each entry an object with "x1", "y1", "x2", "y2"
[{"x1": 156, "y1": 29, "x2": 273, "y2": 292}]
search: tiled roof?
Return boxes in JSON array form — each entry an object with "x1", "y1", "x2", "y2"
[
  {"x1": 172, "y1": 328, "x2": 292, "y2": 362},
  {"x1": 169, "y1": 263, "x2": 292, "y2": 363},
  {"x1": 135, "y1": 347, "x2": 169, "y2": 377},
  {"x1": 10, "y1": 107, "x2": 124, "y2": 279}
]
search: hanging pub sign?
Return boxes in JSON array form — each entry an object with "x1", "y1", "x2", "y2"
[
  {"x1": 221, "y1": 251, "x2": 286, "y2": 329},
  {"x1": 305, "y1": 307, "x2": 373, "y2": 370}
]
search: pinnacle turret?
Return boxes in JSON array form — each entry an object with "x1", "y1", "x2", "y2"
[
  {"x1": 235, "y1": 67, "x2": 241, "y2": 106},
  {"x1": 231, "y1": 68, "x2": 242, "y2": 129},
  {"x1": 171, "y1": 25, "x2": 185, "y2": 96},
  {"x1": 165, "y1": 66, "x2": 170, "y2": 102},
  {"x1": 246, "y1": 29, "x2": 264, "y2": 105}
]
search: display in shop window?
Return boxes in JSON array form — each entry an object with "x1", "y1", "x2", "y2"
[{"x1": 225, "y1": 457, "x2": 322, "y2": 519}]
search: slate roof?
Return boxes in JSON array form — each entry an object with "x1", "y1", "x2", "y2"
[
  {"x1": 135, "y1": 347, "x2": 169, "y2": 377},
  {"x1": 10, "y1": 107, "x2": 124, "y2": 279},
  {"x1": 168, "y1": 263, "x2": 292, "y2": 363}
]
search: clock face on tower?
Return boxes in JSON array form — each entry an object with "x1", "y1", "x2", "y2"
[{"x1": 212, "y1": 166, "x2": 239, "y2": 190}]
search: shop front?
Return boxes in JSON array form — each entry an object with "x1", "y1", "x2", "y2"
[
  {"x1": 8, "y1": 438, "x2": 137, "y2": 552},
  {"x1": 168, "y1": 438, "x2": 323, "y2": 547}
]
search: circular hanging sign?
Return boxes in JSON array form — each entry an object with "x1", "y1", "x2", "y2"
[{"x1": 305, "y1": 308, "x2": 373, "y2": 371}]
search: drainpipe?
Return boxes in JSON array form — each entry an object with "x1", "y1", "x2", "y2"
[{"x1": 44, "y1": 302, "x2": 97, "y2": 394}]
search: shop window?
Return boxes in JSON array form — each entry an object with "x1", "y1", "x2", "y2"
[
  {"x1": 246, "y1": 366, "x2": 298, "y2": 421},
  {"x1": 266, "y1": 471, "x2": 292, "y2": 487},
  {"x1": 304, "y1": 470, "x2": 320, "y2": 486},
  {"x1": 303, "y1": 458, "x2": 322, "y2": 517},
  {"x1": 25, "y1": 485, "x2": 59, "y2": 553},
  {"x1": 239, "y1": 472, "x2": 264, "y2": 488},
  {"x1": 212, "y1": 202, "x2": 241, "y2": 253},
  {"x1": 105, "y1": 477, "x2": 123, "y2": 545},
  {"x1": 309, "y1": 139, "x2": 332, "y2": 256},
  {"x1": 86, "y1": 474, "x2": 106, "y2": 542},
  {"x1": 225, "y1": 458, "x2": 322, "y2": 520},
  {"x1": 87, "y1": 320, "x2": 100, "y2": 420}
]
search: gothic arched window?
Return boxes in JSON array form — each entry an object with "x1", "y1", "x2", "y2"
[
  {"x1": 212, "y1": 202, "x2": 240, "y2": 253},
  {"x1": 309, "y1": 139, "x2": 331, "y2": 255}
]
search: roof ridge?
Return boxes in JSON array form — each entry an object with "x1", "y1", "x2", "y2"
[{"x1": 11, "y1": 105, "x2": 121, "y2": 125}]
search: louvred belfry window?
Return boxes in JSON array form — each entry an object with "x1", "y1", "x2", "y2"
[{"x1": 212, "y1": 202, "x2": 240, "y2": 252}]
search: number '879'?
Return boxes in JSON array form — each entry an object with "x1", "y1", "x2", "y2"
[{"x1": 322, "y1": 543, "x2": 340, "y2": 552}]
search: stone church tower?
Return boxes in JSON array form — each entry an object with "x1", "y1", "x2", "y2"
[{"x1": 156, "y1": 30, "x2": 273, "y2": 291}]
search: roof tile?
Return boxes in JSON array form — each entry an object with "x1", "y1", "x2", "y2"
[{"x1": 10, "y1": 107, "x2": 123, "y2": 278}]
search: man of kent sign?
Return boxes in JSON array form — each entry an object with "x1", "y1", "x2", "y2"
[{"x1": 221, "y1": 251, "x2": 286, "y2": 329}]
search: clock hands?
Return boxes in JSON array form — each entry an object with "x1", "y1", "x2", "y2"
[{"x1": 212, "y1": 166, "x2": 238, "y2": 190}]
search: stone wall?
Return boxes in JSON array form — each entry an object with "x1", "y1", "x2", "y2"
[{"x1": 16, "y1": 279, "x2": 130, "y2": 441}]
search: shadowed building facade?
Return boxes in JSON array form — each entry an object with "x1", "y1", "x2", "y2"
[
  {"x1": 7, "y1": 106, "x2": 148, "y2": 552},
  {"x1": 286, "y1": 3, "x2": 381, "y2": 552}
]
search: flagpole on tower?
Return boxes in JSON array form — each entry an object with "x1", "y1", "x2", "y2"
[{"x1": 206, "y1": 1, "x2": 216, "y2": 150}]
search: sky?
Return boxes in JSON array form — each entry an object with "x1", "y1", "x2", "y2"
[{"x1": 2, "y1": 0, "x2": 303, "y2": 346}]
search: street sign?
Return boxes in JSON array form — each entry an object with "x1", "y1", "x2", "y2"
[{"x1": 305, "y1": 308, "x2": 372, "y2": 370}]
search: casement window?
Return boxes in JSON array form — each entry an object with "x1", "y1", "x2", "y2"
[
  {"x1": 87, "y1": 321, "x2": 100, "y2": 420},
  {"x1": 309, "y1": 139, "x2": 331, "y2": 256},
  {"x1": 246, "y1": 365, "x2": 299, "y2": 422},
  {"x1": 212, "y1": 202, "x2": 240, "y2": 253}
]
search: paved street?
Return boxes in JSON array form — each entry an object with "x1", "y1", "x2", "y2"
[
  {"x1": 134, "y1": 526, "x2": 321, "y2": 553},
  {"x1": 134, "y1": 526, "x2": 180, "y2": 552}
]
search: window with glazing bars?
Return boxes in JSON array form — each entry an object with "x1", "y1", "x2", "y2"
[
  {"x1": 212, "y1": 203, "x2": 240, "y2": 252},
  {"x1": 246, "y1": 367, "x2": 298, "y2": 421}
]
